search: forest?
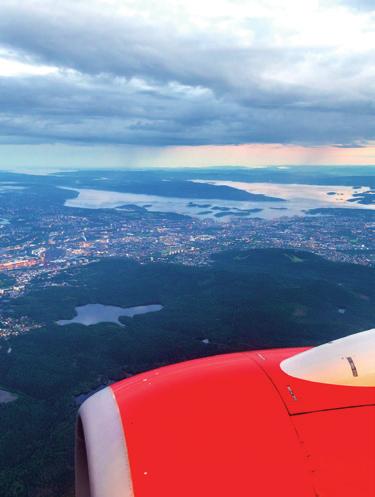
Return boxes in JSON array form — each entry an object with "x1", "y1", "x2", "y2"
[{"x1": 1, "y1": 248, "x2": 375, "y2": 496}]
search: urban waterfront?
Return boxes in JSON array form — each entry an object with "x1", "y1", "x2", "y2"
[{"x1": 0, "y1": 168, "x2": 374, "y2": 338}]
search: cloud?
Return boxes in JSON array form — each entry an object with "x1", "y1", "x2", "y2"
[
  {"x1": 0, "y1": 0, "x2": 375, "y2": 148},
  {"x1": 340, "y1": 0, "x2": 375, "y2": 11}
]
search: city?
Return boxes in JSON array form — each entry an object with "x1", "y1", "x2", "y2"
[{"x1": 0, "y1": 181, "x2": 374, "y2": 339}]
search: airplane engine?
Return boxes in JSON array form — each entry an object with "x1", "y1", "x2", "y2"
[{"x1": 75, "y1": 329, "x2": 375, "y2": 497}]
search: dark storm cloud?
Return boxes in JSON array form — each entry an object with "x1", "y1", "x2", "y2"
[
  {"x1": 1, "y1": 71, "x2": 374, "y2": 147},
  {"x1": 0, "y1": 0, "x2": 375, "y2": 147}
]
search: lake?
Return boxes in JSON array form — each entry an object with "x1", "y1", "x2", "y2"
[
  {"x1": 0, "y1": 389, "x2": 18, "y2": 404},
  {"x1": 56, "y1": 303, "x2": 163, "y2": 327},
  {"x1": 0, "y1": 183, "x2": 24, "y2": 193},
  {"x1": 63, "y1": 181, "x2": 375, "y2": 220},
  {"x1": 193, "y1": 181, "x2": 375, "y2": 218}
]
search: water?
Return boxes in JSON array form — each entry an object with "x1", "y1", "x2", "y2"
[
  {"x1": 193, "y1": 181, "x2": 375, "y2": 218},
  {"x1": 56, "y1": 303, "x2": 163, "y2": 327},
  {"x1": 0, "y1": 182, "x2": 24, "y2": 192},
  {"x1": 63, "y1": 181, "x2": 374, "y2": 221},
  {"x1": 0, "y1": 389, "x2": 18, "y2": 404}
]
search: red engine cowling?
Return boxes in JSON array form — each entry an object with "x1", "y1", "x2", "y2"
[{"x1": 76, "y1": 329, "x2": 375, "y2": 497}]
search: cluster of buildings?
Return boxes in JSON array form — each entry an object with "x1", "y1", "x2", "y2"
[
  {"x1": 0, "y1": 204, "x2": 374, "y2": 307},
  {"x1": 0, "y1": 315, "x2": 41, "y2": 338},
  {"x1": 0, "y1": 256, "x2": 43, "y2": 271}
]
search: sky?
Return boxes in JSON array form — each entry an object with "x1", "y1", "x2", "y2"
[{"x1": 1, "y1": 0, "x2": 375, "y2": 169}]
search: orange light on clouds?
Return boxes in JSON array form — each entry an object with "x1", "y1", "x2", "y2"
[
  {"x1": 1, "y1": 142, "x2": 375, "y2": 170},
  {"x1": 156, "y1": 143, "x2": 375, "y2": 167}
]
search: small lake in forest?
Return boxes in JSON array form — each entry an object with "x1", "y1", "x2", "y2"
[{"x1": 56, "y1": 303, "x2": 163, "y2": 327}]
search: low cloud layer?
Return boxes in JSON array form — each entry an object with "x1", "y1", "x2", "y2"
[{"x1": 1, "y1": 0, "x2": 375, "y2": 148}]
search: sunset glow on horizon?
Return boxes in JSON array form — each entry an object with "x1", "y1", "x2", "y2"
[
  {"x1": 160, "y1": 144, "x2": 375, "y2": 167},
  {"x1": 1, "y1": 142, "x2": 375, "y2": 170}
]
